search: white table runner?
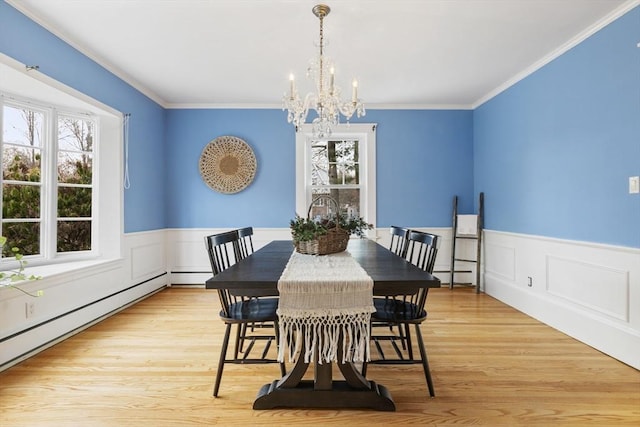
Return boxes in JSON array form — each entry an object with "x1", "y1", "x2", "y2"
[{"x1": 277, "y1": 250, "x2": 375, "y2": 364}]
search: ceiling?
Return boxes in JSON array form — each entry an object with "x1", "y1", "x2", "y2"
[{"x1": 6, "y1": 0, "x2": 636, "y2": 109}]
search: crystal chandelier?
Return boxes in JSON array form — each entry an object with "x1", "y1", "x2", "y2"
[{"x1": 283, "y1": 4, "x2": 365, "y2": 138}]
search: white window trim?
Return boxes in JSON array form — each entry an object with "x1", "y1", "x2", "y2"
[{"x1": 295, "y1": 123, "x2": 377, "y2": 228}]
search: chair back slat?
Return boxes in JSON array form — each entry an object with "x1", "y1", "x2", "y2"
[
  {"x1": 205, "y1": 230, "x2": 239, "y2": 274},
  {"x1": 407, "y1": 230, "x2": 440, "y2": 274},
  {"x1": 389, "y1": 226, "x2": 410, "y2": 258},
  {"x1": 237, "y1": 226, "x2": 254, "y2": 260},
  {"x1": 406, "y1": 230, "x2": 440, "y2": 312}
]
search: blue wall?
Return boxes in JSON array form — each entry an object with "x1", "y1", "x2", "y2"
[
  {"x1": 164, "y1": 108, "x2": 474, "y2": 228},
  {"x1": 360, "y1": 109, "x2": 474, "y2": 227},
  {"x1": 3, "y1": 2, "x2": 638, "y2": 247},
  {"x1": 164, "y1": 109, "x2": 295, "y2": 228},
  {"x1": 0, "y1": 2, "x2": 166, "y2": 233},
  {"x1": 474, "y1": 6, "x2": 640, "y2": 248},
  {"x1": 2, "y1": 2, "x2": 473, "y2": 233}
]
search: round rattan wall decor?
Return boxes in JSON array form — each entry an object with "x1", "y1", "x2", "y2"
[{"x1": 199, "y1": 135, "x2": 257, "y2": 194}]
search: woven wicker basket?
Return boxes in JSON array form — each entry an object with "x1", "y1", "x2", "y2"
[{"x1": 293, "y1": 196, "x2": 349, "y2": 255}]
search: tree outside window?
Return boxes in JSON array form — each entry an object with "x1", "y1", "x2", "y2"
[{"x1": 310, "y1": 139, "x2": 361, "y2": 218}]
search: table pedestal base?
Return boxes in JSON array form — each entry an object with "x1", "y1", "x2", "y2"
[{"x1": 253, "y1": 380, "x2": 395, "y2": 411}]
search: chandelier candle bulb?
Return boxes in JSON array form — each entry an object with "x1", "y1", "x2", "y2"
[
  {"x1": 330, "y1": 67, "x2": 335, "y2": 94},
  {"x1": 352, "y1": 79, "x2": 358, "y2": 102},
  {"x1": 289, "y1": 74, "x2": 295, "y2": 98}
]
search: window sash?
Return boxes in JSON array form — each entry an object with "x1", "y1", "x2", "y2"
[
  {"x1": 0, "y1": 95, "x2": 96, "y2": 261},
  {"x1": 295, "y1": 123, "x2": 377, "y2": 229}
]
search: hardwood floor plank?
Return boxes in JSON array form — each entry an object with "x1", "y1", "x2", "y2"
[{"x1": 1, "y1": 287, "x2": 638, "y2": 426}]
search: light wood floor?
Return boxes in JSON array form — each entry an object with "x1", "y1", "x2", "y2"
[{"x1": 1, "y1": 287, "x2": 638, "y2": 426}]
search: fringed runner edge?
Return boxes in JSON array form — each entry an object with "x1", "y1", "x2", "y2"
[{"x1": 276, "y1": 251, "x2": 375, "y2": 364}]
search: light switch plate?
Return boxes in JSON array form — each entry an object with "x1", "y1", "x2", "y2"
[{"x1": 630, "y1": 176, "x2": 640, "y2": 194}]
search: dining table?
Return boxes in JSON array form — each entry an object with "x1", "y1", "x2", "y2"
[{"x1": 205, "y1": 238, "x2": 441, "y2": 411}]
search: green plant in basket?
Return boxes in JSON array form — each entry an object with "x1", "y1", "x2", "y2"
[
  {"x1": 289, "y1": 213, "x2": 373, "y2": 243},
  {"x1": 340, "y1": 216, "x2": 374, "y2": 238},
  {"x1": 290, "y1": 195, "x2": 374, "y2": 255}
]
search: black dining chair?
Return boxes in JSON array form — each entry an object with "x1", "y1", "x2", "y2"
[
  {"x1": 389, "y1": 225, "x2": 410, "y2": 258},
  {"x1": 235, "y1": 226, "x2": 276, "y2": 354},
  {"x1": 385, "y1": 226, "x2": 412, "y2": 345},
  {"x1": 365, "y1": 230, "x2": 441, "y2": 397},
  {"x1": 205, "y1": 230, "x2": 285, "y2": 397}
]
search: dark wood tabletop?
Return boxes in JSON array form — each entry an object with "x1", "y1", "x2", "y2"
[
  {"x1": 205, "y1": 239, "x2": 441, "y2": 295},
  {"x1": 205, "y1": 238, "x2": 441, "y2": 411}
]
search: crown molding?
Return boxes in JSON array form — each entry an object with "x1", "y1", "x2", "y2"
[
  {"x1": 8, "y1": 0, "x2": 638, "y2": 112},
  {"x1": 6, "y1": 0, "x2": 168, "y2": 108},
  {"x1": 472, "y1": 0, "x2": 640, "y2": 109},
  {"x1": 164, "y1": 102, "x2": 473, "y2": 110}
]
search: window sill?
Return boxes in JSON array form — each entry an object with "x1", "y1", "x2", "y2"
[
  {"x1": 0, "y1": 257, "x2": 124, "y2": 300},
  {"x1": 26, "y1": 257, "x2": 123, "y2": 278}
]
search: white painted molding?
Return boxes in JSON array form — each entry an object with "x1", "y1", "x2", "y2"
[
  {"x1": 4, "y1": 226, "x2": 637, "y2": 371},
  {"x1": 483, "y1": 229, "x2": 640, "y2": 369},
  {"x1": 472, "y1": 0, "x2": 640, "y2": 108}
]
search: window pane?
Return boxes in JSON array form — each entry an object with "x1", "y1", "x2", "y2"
[
  {"x1": 311, "y1": 140, "x2": 359, "y2": 186},
  {"x1": 56, "y1": 116, "x2": 94, "y2": 255},
  {"x1": 58, "y1": 186, "x2": 92, "y2": 217},
  {"x1": 2, "y1": 184, "x2": 41, "y2": 218},
  {"x1": 57, "y1": 220, "x2": 91, "y2": 252},
  {"x1": 335, "y1": 140, "x2": 359, "y2": 185},
  {"x1": 2, "y1": 106, "x2": 43, "y2": 148},
  {"x1": 1, "y1": 222, "x2": 40, "y2": 257},
  {"x1": 58, "y1": 116, "x2": 94, "y2": 152},
  {"x1": 58, "y1": 152, "x2": 93, "y2": 184},
  {"x1": 311, "y1": 141, "x2": 329, "y2": 185},
  {"x1": 311, "y1": 188, "x2": 361, "y2": 218},
  {"x1": 330, "y1": 162, "x2": 359, "y2": 185},
  {"x1": 2, "y1": 146, "x2": 41, "y2": 182}
]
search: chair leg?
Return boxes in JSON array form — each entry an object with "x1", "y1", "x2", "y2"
[
  {"x1": 414, "y1": 324, "x2": 435, "y2": 397},
  {"x1": 405, "y1": 323, "x2": 414, "y2": 360},
  {"x1": 232, "y1": 324, "x2": 242, "y2": 359},
  {"x1": 396, "y1": 324, "x2": 407, "y2": 350},
  {"x1": 238, "y1": 323, "x2": 247, "y2": 353},
  {"x1": 213, "y1": 323, "x2": 232, "y2": 397}
]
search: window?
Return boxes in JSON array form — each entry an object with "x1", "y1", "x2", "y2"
[
  {"x1": 296, "y1": 123, "x2": 377, "y2": 226},
  {"x1": 0, "y1": 58, "x2": 122, "y2": 276},
  {"x1": 1, "y1": 97, "x2": 96, "y2": 259}
]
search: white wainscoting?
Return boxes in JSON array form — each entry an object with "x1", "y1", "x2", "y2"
[
  {"x1": 0, "y1": 230, "x2": 168, "y2": 370},
  {"x1": 483, "y1": 230, "x2": 640, "y2": 369},
  {"x1": 4, "y1": 227, "x2": 636, "y2": 371}
]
